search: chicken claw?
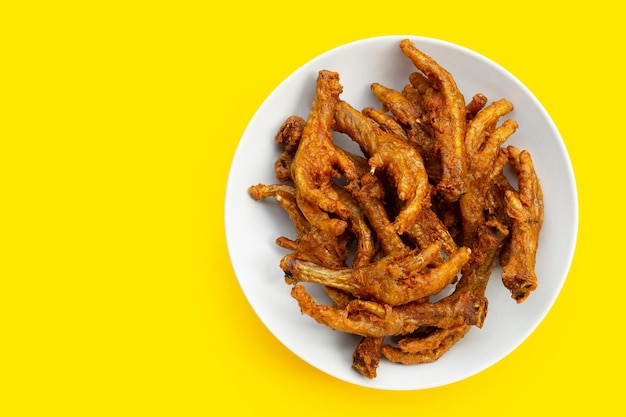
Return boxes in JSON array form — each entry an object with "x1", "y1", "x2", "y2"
[
  {"x1": 291, "y1": 70, "x2": 358, "y2": 235},
  {"x1": 290, "y1": 283, "x2": 486, "y2": 338},
  {"x1": 248, "y1": 183, "x2": 350, "y2": 268},
  {"x1": 381, "y1": 324, "x2": 471, "y2": 364},
  {"x1": 460, "y1": 98, "x2": 518, "y2": 247},
  {"x1": 369, "y1": 82, "x2": 438, "y2": 178},
  {"x1": 400, "y1": 39, "x2": 468, "y2": 202},
  {"x1": 248, "y1": 40, "x2": 546, "y2": 377},
  {"x1": 500, "y1": 146, "x2": 544, "y2": 303},
  {"x1": 352, "y1": 336, "x2": 384, "y2": 379},
  {"x1": 334, "y1": 99, "x2": 430, "y2": 234},
  {"x1": 274, "y1": 115, "x2": 306, "y2": 182},
  {"x1": 282, "y1": 243, "x2": 471, "y2": 306}
]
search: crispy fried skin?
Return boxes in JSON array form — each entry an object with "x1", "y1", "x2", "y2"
[
  {"x1": 465, "y1": 98, "x2": 517, "y2": 161},
  {"x1": 283, "y1": 243, "x2": 470, "y2": 305},
  {"x1": 276, "y1": 115, "x2": 306, "y2": 153},
  {"x1": 352, "y1": 336, "x2": 383, "y2": 379},
  {"x1": 344, "y1": 151, "x2": 412, "y2": 377},
  {"x1": 332, "y1": 185, "x2": 378, "y2": 268},
  {"x1": 264, "y1": 142, "x2": 384, "y2": 373},
  {"x1": 362, "y1": 106, "x2": 408, "y2": 141},
  {"x1": 402, "y1": 79, "x2": 437, "y2": 150},
  {"x1": 459, "y1": 98, "x2": 518, "y2": 247},
  {"x1": 382, "y1": 220, "x2": 510, "y2": 364},
  {"x1": 248, "y1": 183, "x2": 350, "y2": 268},
  {"x1": 405, "y1": 206, "x2": 458, "y2": 257},
  {"x1": 408, "y1": 71, "x2": 432, "y2": 94},
  {"x1": 248, "y1": 183, "x2": 305, "y2": 234},
  {"x1": 486, "y1": 151, "x2": 511, "y2": 226},
  {"x1": 400, "y1": 39, "x2": 468, "y2": 202},
  {"x1": 457, "y1": 220, "x2": 509, "y2": 294},
  {"x1": 499, "y1": 146, "x2": 543, "y2": 302},
  {"x1": 334, "y1": 99, "x2": 430, "y2": 234},
  {"x1": 249, "y1": 40, "x2": 545, "y2": 377},
  {"x1": 396, "y1": 324, "x2": 470, "y2": 353},
  {"x1": 248, "y1": 183, "x2": 357, "y2": 308},
  {"x1": 323, "y1": 286, "x2": 354, "y2": 309},
  {"x1": 403, "y1": 77, "x2": 440, "y2": 181},
  {"x1": 348, "y1": 171, "x2": 408, "y2": 257},
  {"x1": 288, "y1": 222, "x2": 507, "y2": 362},
  {"x1": 371, "y1": 83, "x2": 442, "y2": 182},
  {"x1": 291, "y1": 283, "x2": 486, "y2": 338},
  {"x1": 370, "y1": 83, "x2": 421, "y2": 131},
  {"x1": 343, "y1": 151, "x2": 411, "y2": 258},
  {"x1": 383, "y1": 221, "x2": 510, "y2": 364},
  {"x1": 275, "y1": 152, "x2": 294, "y2": 183},
  {"x1": 466, "y1": 93, "x2": 488, "y2": 121},
  {"x1": 382, "y1": 325, "x2": 471, "y2": 364},
  {"x1": 291, "y1": 70, "x2": 358, "y2": 235},
  {"x1": 249, "y1": 182, "x2": 377, "y2": 269},
  {"x1": 274, "y1": 115, "x2": 306, "y2": 182}
]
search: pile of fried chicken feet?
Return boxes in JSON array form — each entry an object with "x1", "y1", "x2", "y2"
[{"x1": 249, "y1": 39, "x2": 543, "y2": 379}]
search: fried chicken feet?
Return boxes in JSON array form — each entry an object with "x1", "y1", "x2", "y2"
[
  {"x1": 335, "y1": 99, "x2": 430, "y2": 234},
  {"x1": 248, "y1": 40, "x2": 545, "y2": 379},
  {"x1": 499, "y1": 146, "x2": 544, "y2": 302},
  {"x1": 282, "y1": 244, "x2": 471, "y2": 306},
  {"x1": 400, "y1": 39, "x2": 468, "y2": 202},
  {"x1": 291, "y1": 70, "x2": 358, "y2": 236},
  {"x1": 290, "y1": 283, "x2": 487, "y2": 338}
]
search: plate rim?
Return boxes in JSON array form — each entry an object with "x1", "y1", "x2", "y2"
[{"x1": 224, "y1": 35, "x2": 579, "y2": 390}]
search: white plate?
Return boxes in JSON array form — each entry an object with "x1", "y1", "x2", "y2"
[{"x1": 224, "y1": 36, "x2": 578, "y2": 390}]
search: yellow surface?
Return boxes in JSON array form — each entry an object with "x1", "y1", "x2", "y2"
[{"x1": 0, "y1": 1, "x2": 620, "y2": 415}]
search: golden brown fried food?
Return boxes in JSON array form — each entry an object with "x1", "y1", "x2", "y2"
[
  {"x1": 291, "y1": 70, "x2": 358, "y2": 236},
  {"x1": 499, "y1": 145, "x2": 543, "y2": 303},
  {"x1": 459, "y1": 98, "x2": 518, "y2": 247},
  {"x1": 335, "y1": 99, "x2": 430, "y2": 234},
  {"x1": 276, "y1": 114, "x2": 306, "y2": 152},
  {"x1": 459, "y1": 220, "x2": 509, "y2": 290},
  {"x1": 274, "y1": 115, "x2": 306, "y2": 182},
  {"x1": 352, "y1": 336, "x2": 383, "y2": 379},
  {"x1": 465, "y1": 98, "x2": 517, "y2": 162},
  {"x1": 348, "y1": 171, "x2": 408, "y2": 257},
  {"x1": 275, "y1": 152, "x2": 294, "y2": 183},
  {"x1": 249, "y1": 182, "x2": 377, "y2": 269},
  {"x1": 343, "y1": 151, "x2": 414, "y2": 378},
  {"x1": 370, "y1": 82, "x2": 421, "y2": 132},
  {"x1": 380, "y1": 219, "x2": 509, "y2": 364},
  {"x1": 341, "y1": 151, "x2": 411, "y2": 260},
  {"x1": 249, "y1": 183, "x2": 362, "y2": 310},
  {"x1": 248, "y1": 183, "x2": 303, "y2": 232},
  {"x1": 402, "y1": 79, "x2": 438, "y2": 156},
  {"x1": 466, "y1": 93, "x2": 488, "y2": 121},
  {"x1": 249, "y1": 40, "x2": 545, "y2": 378},
  {"x1": 332, "y1": 185, "x2": 378, "y2": 268},
  {"x1": 248, "y1": 183, "x2": 350, "y2": 268},
  {"x1": 408, "y1": 71, "x2": 432, "y2": 94},
  {"x1": 291, "y1": 283, "x2": 486, "y2": 338},
  {"x1": 396, "y1": 325, "x2": 470, "y2": 354},
  {"x1": 370, "y1": 83, "x2": 441, "y2": 182},
  {"x1": 381, "y1": 324, "x2": 471, "y2": 364},
  {"x1": 362, "y1": 106, "x2": 408, "y2": 142},
  {"x1": 400, "y1": 38, "x2": 468, "y2": 202},
  {"x1": 282, "y1": 243, "x2": 470, "y2": 306},
  {"x1": 404, "y1": 206, "x2": 458, "y2": 257}
]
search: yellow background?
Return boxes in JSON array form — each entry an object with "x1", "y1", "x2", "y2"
[{"x1": 1, "y1": 1, "x2": 621, "y2": 415}]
